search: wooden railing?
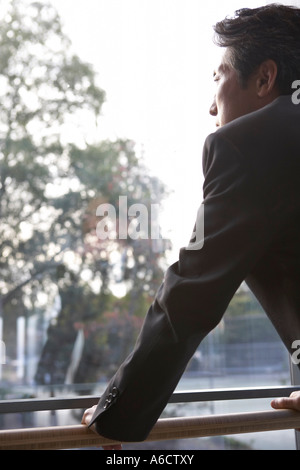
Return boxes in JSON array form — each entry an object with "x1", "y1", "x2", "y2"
[{"x1": 1, "y1": 409, "x2": 300, "y2": 450}]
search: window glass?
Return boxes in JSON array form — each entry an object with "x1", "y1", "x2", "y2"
[
  {"x1": 171, "y1": 286, "x2": 294, "y2": 450},
  {"x1": 0, "y1": 0, "x2": 297, "y2": 450}
]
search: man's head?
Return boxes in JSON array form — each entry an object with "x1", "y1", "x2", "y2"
[{"x1": 210, "y1": 4, "x2": 300, "y2": 127}]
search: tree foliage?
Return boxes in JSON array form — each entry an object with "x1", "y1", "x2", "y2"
[{"x1": 0, "y1": 0, "x2": 170, "y2": 386}]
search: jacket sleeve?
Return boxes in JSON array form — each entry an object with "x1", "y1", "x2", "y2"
[{"x1": 88, "y1": 131, "x2": 279, "y2": 442}]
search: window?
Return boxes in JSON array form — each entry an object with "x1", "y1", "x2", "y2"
[{"x1": 1, "y1": 0, "x2": 299, "y2": 450}]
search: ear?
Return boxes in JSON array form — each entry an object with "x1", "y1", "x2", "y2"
[{"x1": 256, "y1": 59, "x2": 278, "y2": 98}]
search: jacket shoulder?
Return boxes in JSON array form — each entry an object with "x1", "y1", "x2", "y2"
[{"x1": 204, "y1": 95, "x2": 300, "y2": 169}]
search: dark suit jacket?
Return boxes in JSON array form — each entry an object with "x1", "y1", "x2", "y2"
[{"x1": 90, "y1": 95, "x2": 300, "y2": 441}]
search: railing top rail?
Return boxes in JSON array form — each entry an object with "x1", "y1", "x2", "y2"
[{"x1": 1, "y1": 409, "x2": 300, "y2": 449}]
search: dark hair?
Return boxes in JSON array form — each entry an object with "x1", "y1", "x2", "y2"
[{"x1": 213, "y1": 4, "x2": 300, "y2": 94}]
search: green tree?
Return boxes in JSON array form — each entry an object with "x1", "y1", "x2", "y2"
[
  {"x1": 35, "y1": 139, "x2": 170, "y2": 385},
  {"x1": 0, "y1": 0, "x2": 105, "y2": 315},
  {"x1": 0, "y1": 0, "x2": 170, "y2": 386}
]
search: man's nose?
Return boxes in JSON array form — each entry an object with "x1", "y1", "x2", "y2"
[{"x1": 209, "y1": 97, "x2": 217, "y2": 117}]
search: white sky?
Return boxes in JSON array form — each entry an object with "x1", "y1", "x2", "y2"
[{"x1": 48, "y1": 0, "x2": 300, "y2": 260}]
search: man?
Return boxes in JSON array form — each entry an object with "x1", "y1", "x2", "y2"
[{"x1": 82, "y1": 4, "x2": 300, "y2": 443}]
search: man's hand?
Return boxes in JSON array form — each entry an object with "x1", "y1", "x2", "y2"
[
  {"x1": 271, "y1": 391, "x2": 300, "y2": 411},
  {"x1": 81, "y1": 405, "x2": 122, "y2": 450},
  {"x1": 81, "y1": 404, "x2": 98, "y2": 427}
]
